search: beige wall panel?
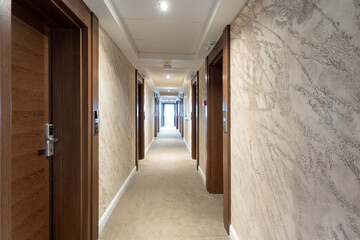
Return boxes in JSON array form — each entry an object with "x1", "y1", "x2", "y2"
[
  {"x1": 144, "y1": 82, "x2": 155, "y2": 150},
  {"x1": 230, "y1": 0, "x2": 360, "y2": 239},
  {"x1": 99, "y1": 27, "x2": 136, "y2": 218},
  {"x1": 198, "y1": 64, "x2": 207, "y2": 174},
  {"x1": 184, "y1": 84, "x2": 192, "y2": 152}
]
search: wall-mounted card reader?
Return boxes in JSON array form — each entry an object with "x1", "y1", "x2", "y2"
[
  {"x1": 45, "y1": 123, "x2": 59, "y2": 157},
  {"x1": 223, "y1": 111, "x2": 228, "y2": 133},
  {"x1": 93, "y1": 110, "x2": 99, "y2": 135}
]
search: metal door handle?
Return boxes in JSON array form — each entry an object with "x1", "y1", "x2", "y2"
[{"x1": 47, "y1": 138, "x2": 59, "y2": 143}]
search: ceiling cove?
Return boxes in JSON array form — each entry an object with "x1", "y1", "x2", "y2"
[{"x1": 84, "y1": 0, "x2": 247, "y2": 95}]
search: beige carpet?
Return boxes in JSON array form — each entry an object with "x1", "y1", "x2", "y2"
[{"x1": 100, "y1": 127, "x2": 229, "y2": 240}]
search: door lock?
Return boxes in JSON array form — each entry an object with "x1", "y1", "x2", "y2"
[
  {"x1": 45, "y1": 124, "x2": 59, "y2": 157},
  {"x1": 223, "y1": 111, "x2": 228, "y2": 133}
]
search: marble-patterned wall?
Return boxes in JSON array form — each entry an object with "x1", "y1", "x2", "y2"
[
  {"x1": 198, "y1": 64, "x2": 207, "y2": 174},
  {"x1": 99, "y1": 27, "x2": 136, "y2": 218},
  {"x1": 144, "y1": 82, "x2": 154, "y2": 150},
  {"x1": 230, "y1": 0, "x2": 360, "y2": 239},
  {"x1": 184, "y1": 83, "x2": 192, "y2": 152}
]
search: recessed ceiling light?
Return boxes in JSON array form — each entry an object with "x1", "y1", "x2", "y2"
[
  {"x1": 159, "y1": 1, "x2": 169, "y2": 11},
  {"x1": 166, "y1": 75, "x2": 170, "y2": 79}
]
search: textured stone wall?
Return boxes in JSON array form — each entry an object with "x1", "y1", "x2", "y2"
[
  {"x1": 99, "y1": 27, "x2": 135, "y2": 218},
  {"x1": 198, "y1": 63, "x2": 207, "y2": 175},
  {"x1": 230, "y1": 0, "x2": 360, "y2": 239},
  {"x1": 144, "y1": 82, "x2": 154, "y2": 151}
]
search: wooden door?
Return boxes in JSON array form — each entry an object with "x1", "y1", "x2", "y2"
[
  {"x1": 136, "y1": 71, "x2": 145, "y2": 161},
  {"x1": 205, "y1": 25, "x2": 231, "y2": 234},
  {"x1": 180, "y1": 97, "x2": 184, "y2": 137},
  {"x1": 11, "y1": 15, "x2": 51, "y2": 239}
]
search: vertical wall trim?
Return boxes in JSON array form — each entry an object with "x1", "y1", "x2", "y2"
[
  {"x1": 0, "y1": 0, "x2": 12, "y2": 239},
  {"x1": 91, "y1": 13, "x2": 100, "y2": 240}
]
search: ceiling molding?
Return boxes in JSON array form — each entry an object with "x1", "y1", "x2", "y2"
[
  {"x1": 138, "y1": 52, "x2": 196, "y2": 61},
  {"x1": 104, "y1": 0, "x2": 139, "y2": 57},
  {"x1": 195, "y1": 0, "x2": 222, "y2": 55}
]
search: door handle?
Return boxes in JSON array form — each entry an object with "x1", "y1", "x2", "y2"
[
  {"x1": 47, "y1": 137, "x2": 59, "y2": 143},
  {"x1": 45, "y1": 124, "x2": 58, "y2": 157}
]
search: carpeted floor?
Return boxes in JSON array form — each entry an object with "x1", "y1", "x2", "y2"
[{"x1": 100, "y1": 127, "x2": 229, "y2": 240}]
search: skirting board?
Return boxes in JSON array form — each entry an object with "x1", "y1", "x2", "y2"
[
  {"x1": 198, "y1": 166, "x2": 206, "y2": 186},
  {"x1": 184, "y1": 139, "x2": 191, "y2": 153},
  {"x1": 145, "y1": 138, "x2": 154, "y2": 154},
  {"x1": 99, "y1": 166, "x2": 136, "y2": 234},
  {"x1": 230, "y1": 225, "x2": 240, "y2": 240}
]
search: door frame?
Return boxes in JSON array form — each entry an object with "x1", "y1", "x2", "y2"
[
  {"x1": 206, "y1": 25, "x2": 231, "y2": 234},
  {"x1": 0, "y1": 1, "x2": 99, "y2": 239},
  {"x1": 154, "y1": 93, "x2": 158, "y2": 137},
  {"x1": 191, "y1": 73, "x2": 199, "y2": 166},
  {"x1": 179, "y1": 95, "x2": 184, "y2": 138},
  {"x1": 136, "y1": 70, "x2": 145, "y2": 168}
]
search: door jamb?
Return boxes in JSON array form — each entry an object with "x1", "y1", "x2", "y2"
[
  {"x1": 136, "y1": 70, "x2": 145, "y2": 169},
  {"x1": 205, "y1": 25, "x2": 231, "y2": 234}
]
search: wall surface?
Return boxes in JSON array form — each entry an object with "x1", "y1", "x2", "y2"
[
  {"x1": 230, "y1": 0, "x2": 360, "y2": 239},
  {"x1": 184, "y1": 83, "x2": 192, "y2": 152},
  {"x1": 198, "y1": 64, "x2": 207, "y2": 174},
  {"x1": 144, "y1": 82, "x2": 155, "y2": 150},
  {"x1": 99, "y1": 27, "x2": 135, "y2": 218}
]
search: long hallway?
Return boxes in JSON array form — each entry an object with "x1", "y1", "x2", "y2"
[{"x1": 100, "y1": 128, "x2": 228, "y2": 240}]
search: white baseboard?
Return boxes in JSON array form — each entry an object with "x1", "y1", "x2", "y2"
[
  {"x1": 230, "y1": 225, "x2": 240, "y2": 240},
  {"x1": 198, "y1": 166, "x2": 206, "y2": 185},
  {"x1": 145, "y1": 138, "x2": 154, "y2": 154},
  {"x1": 184, "y1": 139, "x2": 191, "y2": 153},
  {"x1": 99, "y1": 166, "x2": 136, "y2": 234}
]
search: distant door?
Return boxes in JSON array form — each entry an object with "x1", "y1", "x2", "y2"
[
  {"x1": 176, "y1": 101, "x2": 179, "y2": 129},
  {"x1": 11, "y1": 14, "x2": 51, "y2": 240},
  {"x1": 180, "y1": 97, "x2": 184, "y2": 137},
  {"x1": 136, "y1": 70, "x2": 145, "y2": 162},
  {"x1": 191, "y1": 73, "x2": 199, "y2": 165}
]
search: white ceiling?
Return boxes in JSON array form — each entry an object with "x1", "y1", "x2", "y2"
[{"x1": 84, "y1": 0, "x2": 246, "y2": 95}]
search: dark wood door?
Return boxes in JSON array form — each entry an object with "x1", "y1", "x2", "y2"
[
  {"x1": 136, "y1": 71, "x2": 145, "y2": 161},
  {"x1": 11, "y1": 15, "x2": 51, "y2": 239}
]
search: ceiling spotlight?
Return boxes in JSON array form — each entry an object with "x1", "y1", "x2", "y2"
[
  {"x1": 166, "y1": 75, "x2": 170, "y2": 79},
  {"x1": 159, "y1": 1, "x2": 169, "y2": 11}
]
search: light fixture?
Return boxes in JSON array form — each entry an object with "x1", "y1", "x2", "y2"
[
  {"x1": 159, "y1": 1, "x2": 169, "y2": 11},
  {"x1": 166, "y1": 75, "x2": 170, "y2": 79},
  {"x1": 168, "y1": 90, "x2": 171, "y2": 92}
]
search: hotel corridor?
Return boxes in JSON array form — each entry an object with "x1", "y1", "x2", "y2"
[{"x1": 100, "y1": 128, "x2": 228, "y2": 240}]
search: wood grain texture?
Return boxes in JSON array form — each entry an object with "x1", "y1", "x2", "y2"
[
  {"x1": 206, "y1": 55, "x2": 224, "y2": 194},
  {"x1": 52, "y1": 28, "x2": 82, "y2": 240},
  {"x1": 11, "y1": 15, "x2": 50, "y2": 240},
  {"x1": 91, "y1": 13, "x2": 99, "y2": 240},
  {"x1": 0, "y1": 1, "x2": 12, "y2": 239},
  {"x1": 222, "y1": 25, "x2": 231, "y2": 234}
]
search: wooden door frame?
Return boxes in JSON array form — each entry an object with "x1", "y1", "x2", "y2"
[
  {"x1": 179, "y1": 95, "x2": 184, "y2": 138},
  {"x1": 175, "y1": 101, "x2": 179, "y2": 129},
  {"x1": 154, "y1": 93, "x2": 158, "y2": 138},
  {"x1": 0, "y1": 1, "x2": 12, "y2": 239},
  {"x1": 191, "y1": 73, "x2": 199, "y2": 166},
  {"x1": 206, "y1": 25, "x2": 231, "y2": 234},
  {"x1": 136, "y1": 70, "x2": 145, "y2": 168},
  {"x1": 0, "y1": 1, "x2": 99, "y2": 239}
]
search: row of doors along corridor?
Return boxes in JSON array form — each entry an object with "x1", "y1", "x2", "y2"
[{"x1": 8, "y1": 1, "x2": 99, "y2": 239}]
